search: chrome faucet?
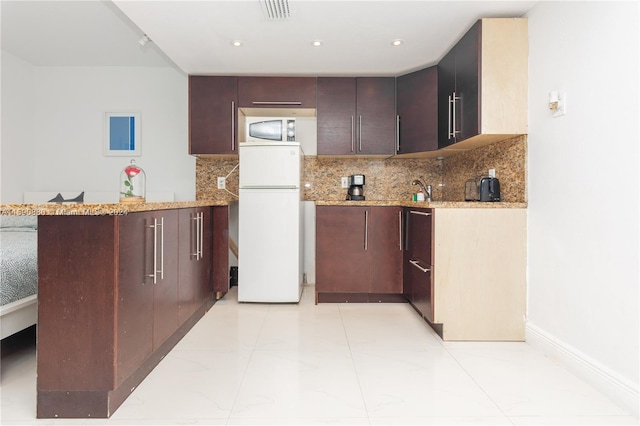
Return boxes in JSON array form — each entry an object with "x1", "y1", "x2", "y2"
[{"x1": 411, "y1": 178, "x2": 432, "y2": 202}]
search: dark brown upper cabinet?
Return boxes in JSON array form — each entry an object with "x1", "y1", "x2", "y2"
[
  {"x1": 238, "y1": 77, "x2": 316, "y2": 109},
  {"x1": 438, "y1": 18, "x2": 528, "y2": 150},
  {"x1": 316, "y1": 77, "x2": 357, "y2": 155},
  {"x1": 396, "y1": 66, "x2": 438, "y2": 154},
  {"x1": 317, "y1": 77, "x2": 396, "y2": 156},
  {"x1": 189, "y1": 76, "x2": 238, "y2": 155}
]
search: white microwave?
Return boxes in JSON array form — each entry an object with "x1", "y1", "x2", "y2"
[{"x1": 245, "y1": 117, "x2": 296, "y2": 143}]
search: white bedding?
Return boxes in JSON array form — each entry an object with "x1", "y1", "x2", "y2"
[{"x1": 0, "y1": 215, "x2": 38, "y2": 339}]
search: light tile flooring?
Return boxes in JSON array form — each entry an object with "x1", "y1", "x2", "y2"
[{"x1": 1, "y1": 286, "x2": 638, "y2": 425}]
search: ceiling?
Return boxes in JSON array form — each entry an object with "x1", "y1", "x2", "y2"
[
  {"x1": 2, "y1": 0, "x2": 537, "y2": 77},
  {"x1": 0, "y1": 0, "x2": 175, "y2": 67}
]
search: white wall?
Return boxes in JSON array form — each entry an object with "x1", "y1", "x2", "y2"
[
  {"x1": 1, "y1": 51, "x2": 37, "y2": 202},
  {"x1": 526, "y1": 1, "x2": 639, "y2": 415},
  {"x1": 1, "y1": 56, "x2": 195, "y2": 202}
]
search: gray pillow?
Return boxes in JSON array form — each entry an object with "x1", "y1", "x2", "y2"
[{"x1": 0, "y1": 215, "x2": 38, "y2": 229}]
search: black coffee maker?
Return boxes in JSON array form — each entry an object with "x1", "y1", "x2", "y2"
[{"x1": 346, "y1": 174, "x2": 365, "y2": 201}]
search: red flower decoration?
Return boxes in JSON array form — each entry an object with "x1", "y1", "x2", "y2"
[{"x1": 125, "y1": 166, "x2": 140, "y2": 177}]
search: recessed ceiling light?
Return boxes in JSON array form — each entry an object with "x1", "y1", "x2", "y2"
[
  {"x1": 231, "y1": 40, "x2": 244, "y2": 47},
  {"x1": 391, "y1": 39, "x2": 404, "y2": 46},
  {"x1": 312, "y1": 40, "x2": 323, "y2": 47}
]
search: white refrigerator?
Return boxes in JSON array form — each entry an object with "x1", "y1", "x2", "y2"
[{"x1": 238, "y1": 142, "x2": 304, "y2": 303}]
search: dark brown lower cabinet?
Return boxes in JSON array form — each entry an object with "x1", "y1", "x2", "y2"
[
  {"x1": 212, "y1": 206, "x2": 230, "y2": 297},
  {"x1": 37, "y1": 207, "x2": 217, "y2": 419},
  {"x1": 178, "y1": 207, "x2": 212, "y2": 324},
  {"x1": 315, "y1": 205, "x2": 403, "y2": 302},
  {"x1": 403, "y1": 208, "x2": 434, "y2": 322}
]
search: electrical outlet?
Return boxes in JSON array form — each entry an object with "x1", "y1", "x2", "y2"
[
  {"x1": 217, "y1": 177, "x2": 226, "y2": 189},
  {"x1": 341, "y1": 177, "x2": 349, "y2": 188}
]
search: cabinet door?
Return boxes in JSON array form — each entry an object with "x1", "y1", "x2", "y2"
[
  {"x1": 316, "y1": 77, "x2": 356, "y2": 155},
  {"x1": 151, "y1": 210, "x2": 179, "y2": 350},
  {"x1": 117, "y1": 212, "x2": 154, "y2": 385},
  {"x1": 438, "y1": 21, "x2": 480, "y2": 148},
  {"x1": 437, "y1": 47, "x2": 457, "y2": 148},
  {"x1": 238, "y1": 77, "x2": 316, "y2": 108},
  {"x1": 316, "y1": 206, "x2": 369, "y2": 293},
  {"x1": 402, "y1": 210, "x2": 413, "y2": 301},
  {"x1": 178, "y1": 207, "x2": 212, "y2": 325},
  {"x1": 212, "y1": 206, "x2": 229, "y2": 294},
  {"x1": 455, "y1": 20, "x2": 480, "y2": 142},
  {"x1": 317, "y1": 77, "x2": 357, "y2": 155},
  {"x1": 178, "y1": 209, "x2": 198, "y2": 324},
  {"x1": 396, "y1": 67, "x2": 438, "y2": 154},
  {"x1": 368, "y1": 207, "x2": 403, "y2": 294},
  {"x1": 189, "y1": 76, "x2": 238, "y2": 155},
  {"x1": 356, "y1": 77, "x2": 396, "y2": 155},
  {"x1": 406, "y1": 209, "x2": 433, "y2": 265},
  {"x1": 409, "y1": 260, "x2": 433, "y2": 322},
  {"x1": 196, "y1": 207, "x2": 212, "y2": 307},
  {"x1": 404, "y1": 208, "x2": 434, "y2": 320}
]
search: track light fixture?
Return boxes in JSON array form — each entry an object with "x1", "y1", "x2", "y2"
[{"x1": 138, "y1": 34, "x2": 151, "y2": 46}]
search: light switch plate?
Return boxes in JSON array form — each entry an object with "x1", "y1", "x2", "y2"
[
  {"x1": 217, "y1": 177, "x2": 226, "y2": 189},
  {"x1": 341, "y1": 177, "x2": 349, "y2": 188}
]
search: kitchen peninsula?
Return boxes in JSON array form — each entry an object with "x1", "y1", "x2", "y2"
[{"x1": 4, "y1": 201, "x2": 230, "y2": 419}]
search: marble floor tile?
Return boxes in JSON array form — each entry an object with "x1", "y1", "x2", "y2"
[
  {"x1": 446, "y1": 344, "x2": 629, "y2": 417},
  {"x1": 0, "y1": 286, "x2": 637, "y2": 426},
  {"x1": 230, "y1": 350, "x2": 367, "y2": 419},
  {"x1": 353, "y1": 349, "x2": 504, "y2": 417}
]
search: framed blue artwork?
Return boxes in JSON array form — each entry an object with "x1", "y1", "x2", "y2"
[{"x1": 104, "y1": 112, "x2": 141, "y2": 156}]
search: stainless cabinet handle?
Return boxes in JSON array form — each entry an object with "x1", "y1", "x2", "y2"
[
  {"x1": 231, "y1": 101, "x2": 235, "y2": 151},
  {"x1": 448, "y1": 94, "x2": 453, "y2": 139},
  {"x1": 396, "y1": 114, "x2": 400, "y2": 153},
  {"x1": 159, "y1": 217, "x2": 164, "y2": 280},
  {"x1": 364, "y1": 210, "x2": 369, "y2": 251},
  {"x1": 452, "y1": 91, "x2": 457, "y2": 140},
  {"x1": 449, "y1": 92, "x2": 461, "y2": 140},
  {"x1": 404, "y1": 209, "x2": 410, "y2": 251},
  {"x1": 198, "y1": 212, "x2": 204, "y2": 260},
  {"x1": 410, "y1": 210, "x2": 432, "y2": 217},
  {"x1": 358, "y1": 115, "x2": 362, "y2": 152},
  {"x1": 350, "y1": 116, "x2": 355, "y2": 153},
  {"x1": 191, "y1": 214, "x2": 199, "y2": 259},
  {"x1": 147, "y1": 218, "x2": 158, "y2": 284},
  {"x1": 409, "y1": 259, "x2": 431, "y2": 273},
  {"x1": 252, "y1": 101, "x2": 302, "y2": 105},
  {"x1": 398, "y1": 210, "x2": 402, "y2": 251}
]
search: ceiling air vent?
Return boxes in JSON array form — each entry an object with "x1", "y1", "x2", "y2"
[{"x1": 260, "y1": 0, "x2": 292, "y2": 20}]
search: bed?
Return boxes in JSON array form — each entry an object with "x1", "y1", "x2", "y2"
[{"x1": 0, "y1": 215, "x2": 38, "y2": 339}]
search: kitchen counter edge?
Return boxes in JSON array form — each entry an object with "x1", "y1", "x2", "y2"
[
  {"x1": 0, "y1": 200, "x2": 228, "y2": 216},
  {"x1": 315, "y1": 200, "x2": 527, "y2": 208}
]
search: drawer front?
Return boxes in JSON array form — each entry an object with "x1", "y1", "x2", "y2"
[{"x1": 406, "y1": 208, "x2": 433, "y2": 264}]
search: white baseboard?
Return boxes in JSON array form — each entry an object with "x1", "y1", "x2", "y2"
[{"x1": 526, "y1": 322, "x2": 639, "y2": 418}]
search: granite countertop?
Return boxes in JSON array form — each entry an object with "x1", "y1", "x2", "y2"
[
  {"x1": 0, "y1": 200, "x2": 227, "y2": 216},
  {"x1": 315, "y1": 200, "x2": 527, "y2": 208}
]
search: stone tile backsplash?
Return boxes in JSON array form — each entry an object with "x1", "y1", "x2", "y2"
[
  {"x1": 442, "y1": 135, "x2": 527, "y2": 202},
  {"x1": 196, "y1": 135, "x2": 526, "y2": 203}
]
